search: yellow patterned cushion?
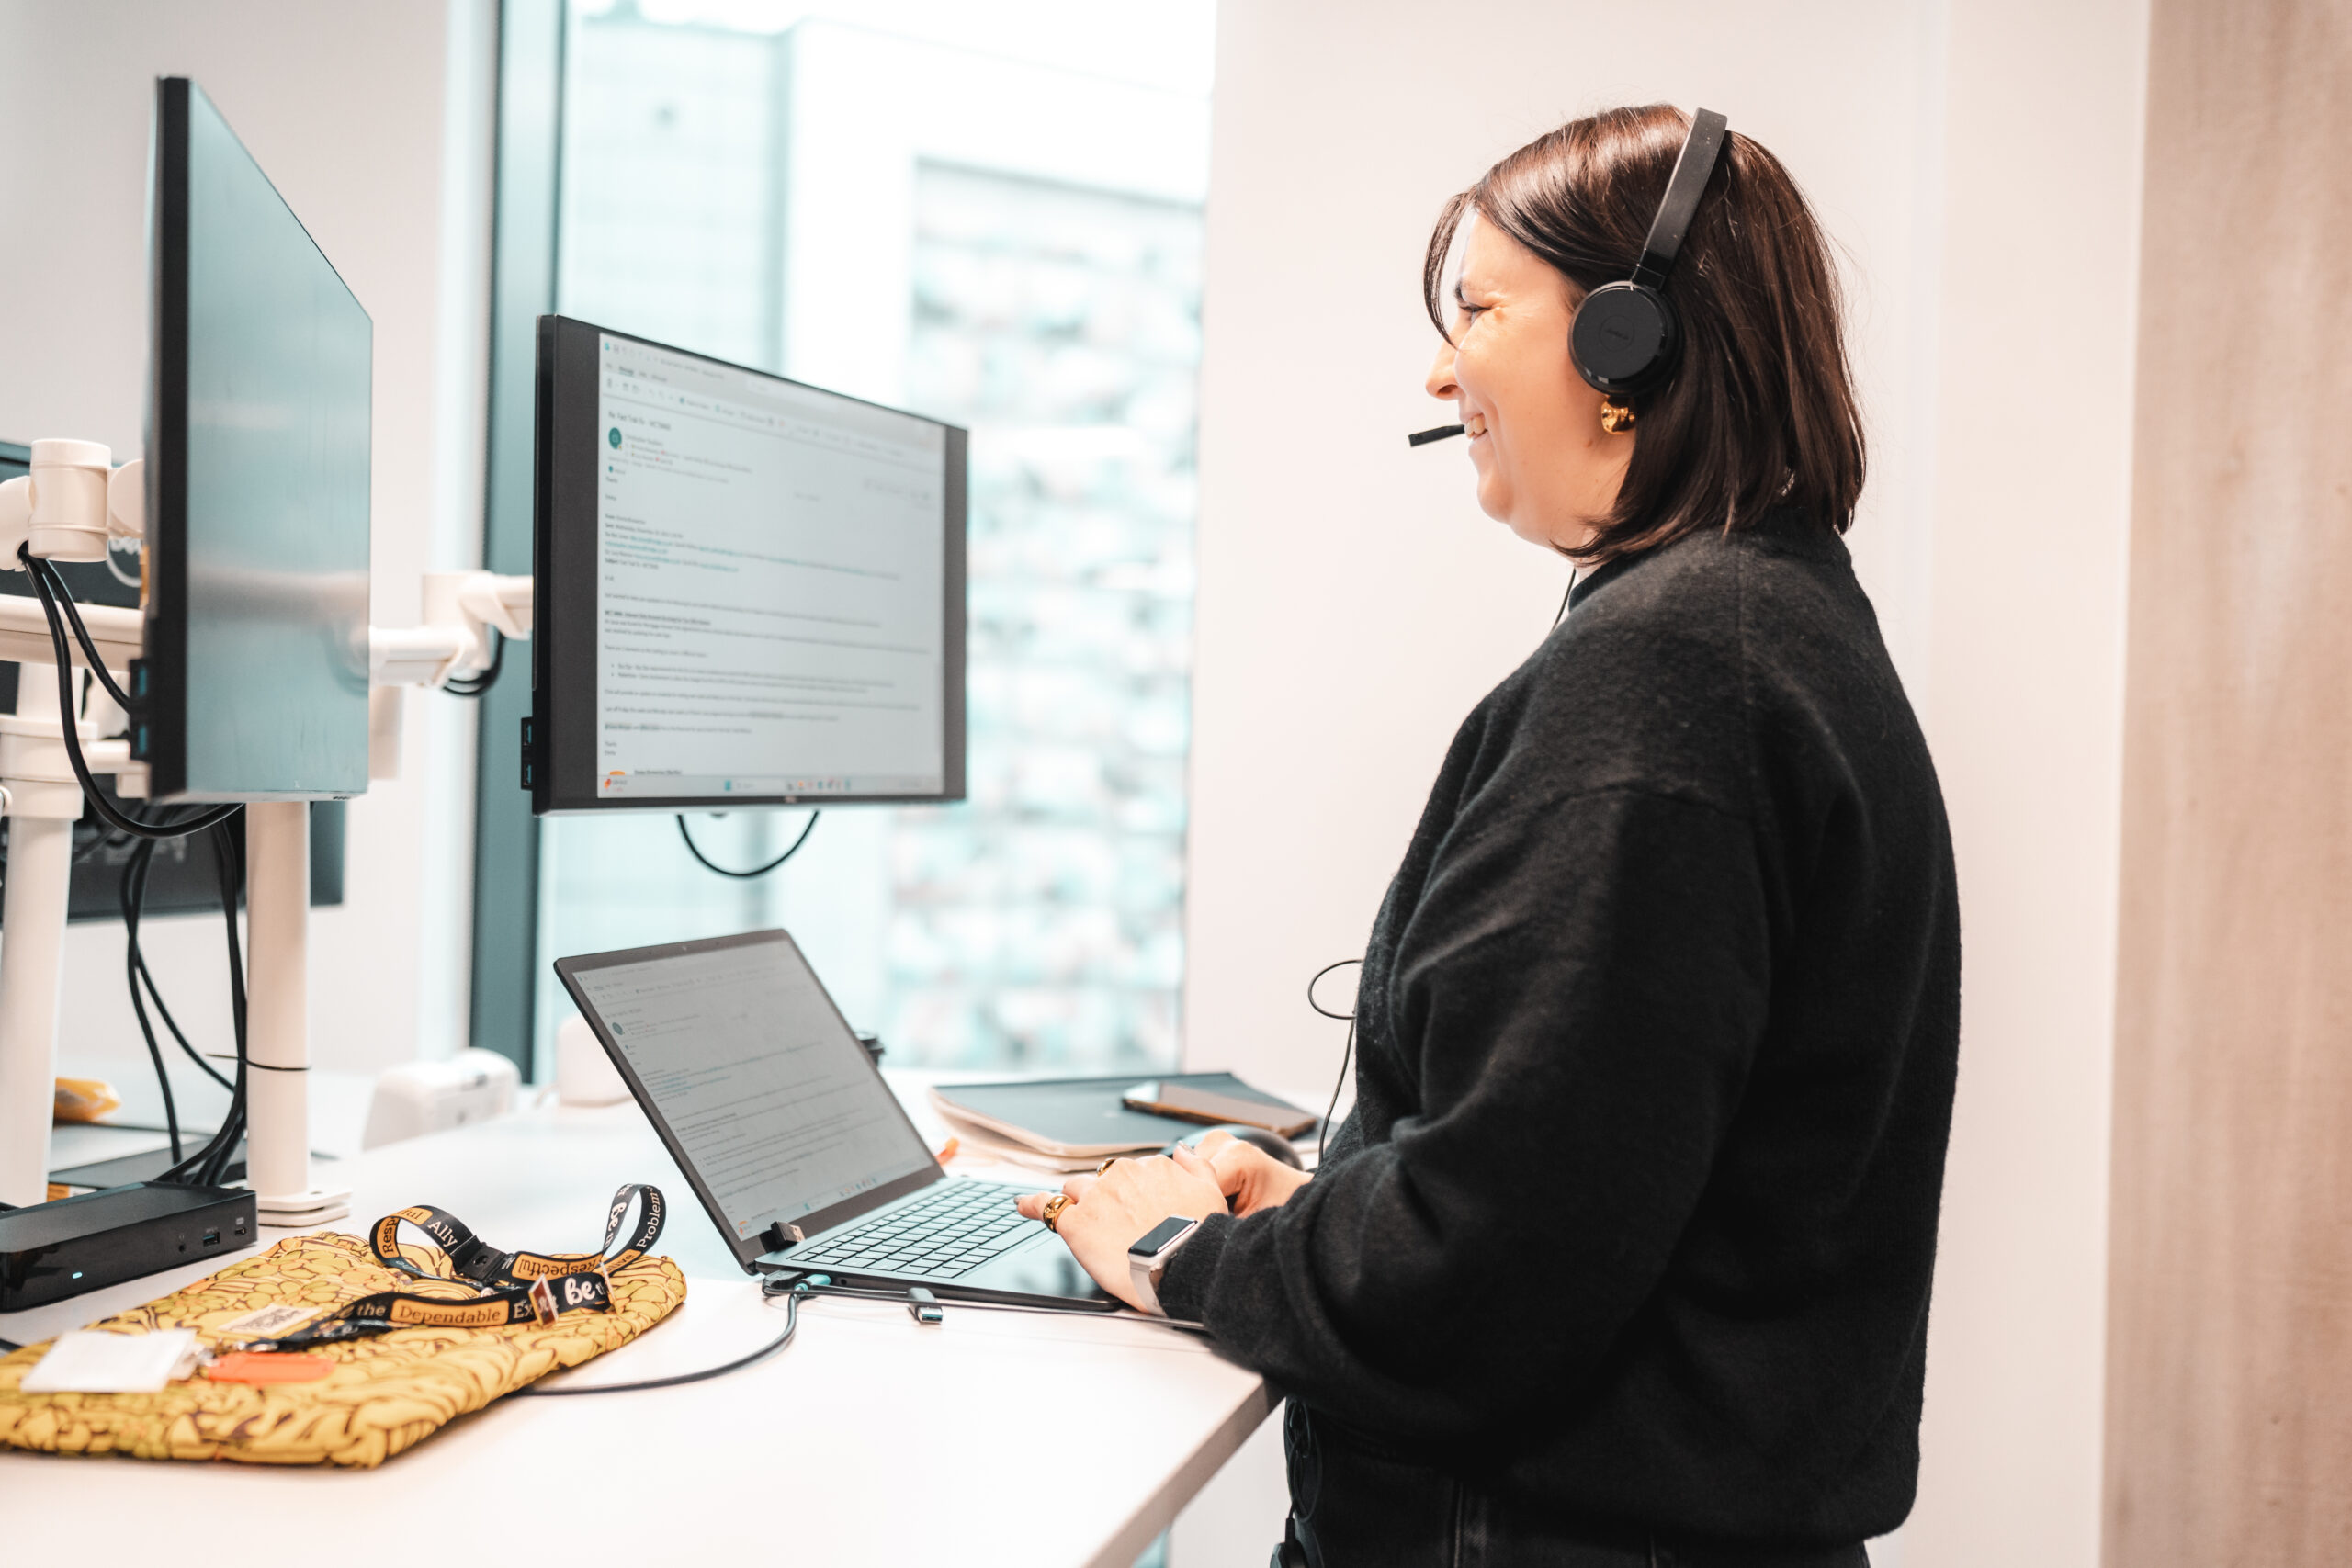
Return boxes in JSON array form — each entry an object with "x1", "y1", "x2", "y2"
[{"x1": 0, "y1": 1230, "x2": 686, "y2": 1467}]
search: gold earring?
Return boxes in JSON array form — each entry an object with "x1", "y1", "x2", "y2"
[{"x1": 1600, "y1": 398, "x2": 1638, "y2": 434}]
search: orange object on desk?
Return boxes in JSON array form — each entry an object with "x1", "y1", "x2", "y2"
[
  {"x1": 205, "y1": 1353, "x2": 335, "y2": 1385},
  {"x1": 53, "y1": 1077, "x2": 121, "y2": 1123}
]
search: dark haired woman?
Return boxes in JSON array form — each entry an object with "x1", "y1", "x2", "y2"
[{"x1": 1019, "y1": 105, "x2": 1959, "y2": 1568}]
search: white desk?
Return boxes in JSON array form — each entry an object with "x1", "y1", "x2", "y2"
[{"x1": 1, "y1": 1080, "x2": 1277, "y2": 1565}]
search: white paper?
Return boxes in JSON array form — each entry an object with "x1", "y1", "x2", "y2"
[{"x1": 20, "y1": 1329, "x2": 199, "y2": 1394}]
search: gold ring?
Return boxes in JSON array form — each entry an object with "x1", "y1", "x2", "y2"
[
  {"x1": 1095, "y1": 1157, "x2": 1119, "y2": 1176},
  {"x1": 1039, "y1": 1193, "x2": 1074, "y2": 1233}
]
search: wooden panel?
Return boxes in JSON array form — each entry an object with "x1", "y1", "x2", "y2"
[{"x1": 2106, "y1": 1, "x2": 2352, "y2": 1562}]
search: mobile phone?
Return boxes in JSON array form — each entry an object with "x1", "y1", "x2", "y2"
[{"x1": 1121, "y1": 1081, "x2": 1317, "y2": 1138}]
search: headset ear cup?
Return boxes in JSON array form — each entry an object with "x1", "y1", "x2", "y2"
[{"x1": 1570, "y1": 282, "x2": 1679, "y2": 396}]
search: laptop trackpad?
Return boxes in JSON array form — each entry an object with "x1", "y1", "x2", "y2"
[{"x1": 959, "y1": 1238, "x2": 1120, "y2": 1308}]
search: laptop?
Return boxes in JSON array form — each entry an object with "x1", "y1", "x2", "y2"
[{"x1": 554, "y1": 929, "x2": 1116, "y2": 1310}]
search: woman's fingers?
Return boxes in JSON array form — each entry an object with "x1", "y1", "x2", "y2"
[
  {"x1": 1015, "y1": 1173, "x2": 1098, "y2": 1220},
  {"x1": 1170, "y1": 1144, "x2": 1217, "y2": 1184},
  {"x1": 1205, "y1": 1139, "x2": 1274, "y2": 1189}
]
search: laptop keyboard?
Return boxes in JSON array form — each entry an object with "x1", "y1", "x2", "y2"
[{"x1": 786, "y1": 1180, "x2": 1044, "y2": 1280}]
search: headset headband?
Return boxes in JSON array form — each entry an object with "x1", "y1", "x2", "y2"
[{"x1": 1630, "y1": 109, "x2": 1728, "y2": 292}]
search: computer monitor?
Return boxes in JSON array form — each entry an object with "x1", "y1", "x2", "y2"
[
  {"x1": 0, "y1": 439, "x2": 348, "y2": 918},
  {"x1": 133, "y1": 76, "x2": 373, "y2": 803},
  {"x1": 529, "y1": 317, "x2": 967, "y2": 814}
]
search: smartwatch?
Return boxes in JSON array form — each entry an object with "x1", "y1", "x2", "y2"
[{"x1": 1126, "y1": 1214, "x2": 1201, "y2": 1316}]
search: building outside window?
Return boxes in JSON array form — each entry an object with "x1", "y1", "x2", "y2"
[{"x1": 536, "y1": 2, "x2": 1213, "y2": 1078}]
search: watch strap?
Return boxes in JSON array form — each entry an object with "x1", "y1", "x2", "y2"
[{"x1": 1126, "y1": 1215, "x2": 1200, "y2": 1316}]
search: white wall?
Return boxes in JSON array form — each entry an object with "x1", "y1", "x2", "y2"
[
  {"x1": 1906, "y1": 3, "x2": 2147, "y2": 1563},
  {"x1": 1182, "y1": 1, "x2": 2146, "y2": 1562},
  {"x1": 0, "y1": 0, "x2": 495, "y2": 1087},
  {"x1": 1184, "y1": 0, "x2": 1946, "y2": 1089}
]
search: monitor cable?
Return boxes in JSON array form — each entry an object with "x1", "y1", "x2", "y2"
[
  {"x1": 116, "y1": 828, "x2": 241, "y2": 1171},
  {"x1": 28, "y1": 556, "x2": 139, "y2": 716},
  {"x1": 17, "y1": 549, "x2": 250, "y2": 1184},
  {"x1": 130, "y1": 858, "x2": 235, "y2": 1094},
  {"x1": 120, "y1": 836, "x2": 184, "y2": 1164},
  {"x1": 440, "y1": 628, "x2": 503, "y2": 698},
  {"x1": 21, "y1": 545, "x2": 240, "y2": 840},
  {"x1": 676, "y1": 810, "x2": 820, "y2": 879},
  {"x1": 155, "y1": 824, "x2": 248, "y2": 1188}
]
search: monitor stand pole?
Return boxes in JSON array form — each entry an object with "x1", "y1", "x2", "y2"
[
  {"x1": 0, "y1": 662, "x2": 83, "y2": 1209},
  {"x1": 244, "y1": 800, "x2": 349, "y2": 1225}
]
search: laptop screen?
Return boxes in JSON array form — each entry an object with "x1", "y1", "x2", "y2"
[{"x1": 566, "y1": 934, "x2": 935, "y2": 1245}]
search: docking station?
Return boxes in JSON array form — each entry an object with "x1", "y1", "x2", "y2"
[{"x1": 0, "y1": 1182, "x2": 257, "y2": 1313}]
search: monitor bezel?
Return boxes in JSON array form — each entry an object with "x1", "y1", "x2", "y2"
[
  {"x1": 551, "y1": 927, "x2": 946, "y2": 1274},
  {"x1": 530, "y1": 315, "x2": 968, "y2": 816}
]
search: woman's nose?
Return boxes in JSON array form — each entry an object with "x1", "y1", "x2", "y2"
[{"x1": 1425, "y1": 341, "x2": 1459, "y2": 401}]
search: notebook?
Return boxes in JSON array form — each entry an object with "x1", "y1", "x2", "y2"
[{"x1": 928, "y1": 1073, "x2": 1319, "y2": 1160}]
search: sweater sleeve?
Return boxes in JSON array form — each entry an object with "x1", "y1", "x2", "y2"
[{"x1": 1155, "y1": 786, "x2": 1771, "y2": 1443}]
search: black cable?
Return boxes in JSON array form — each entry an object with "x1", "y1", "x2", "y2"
[
  {"x1": 143, "y1": 942, "x2": 234, "y2": 1093},
  {"x1": 784, "y1": 1277, "x2": 1210, "y2": 1335},
  {"x1": 676, "y1": 810, "x2": 820, "y2": 879},
  {"x1": 108, "y1": 822, "x2": 234, "y2": 1092},
  {"x1": 0, "y1": 1337, "x2": 19, "y2": 1353},
  {"x1": 159, "y1": 825, "x2": 247, "y2": 1186},
  {"x1": 202, "y1": 824, "x2": 248, "y2": 1188},
  {"x1": 515, "y1": 1286, "x2": 801, "y2": 1396},
  {"x1": 31, "y1": 556, "x2": 138, "y2": 714},
  {"x1": 440, "y1": 628, "x2": 503, "y2": 697},
  {"x1": 1307, "y1": 959, "x2": 1363, "y2": 1156},
  {"x1": 1552, "y1": 565, "x2": 1581, "y2": 632},
  {"x1": 120, "y1": 837, "x2": 182, "y2": 1164},
  {"x1": 22, "y1": 545, "x2": 239, "y2": 841},
  {"x1": 74, "y1": 823, "x2": 130, "y2": 864}
]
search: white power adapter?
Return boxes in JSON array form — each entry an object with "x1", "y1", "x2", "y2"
[
  {"x1": 361, "y1": 1048, "x2": 521, "y2": 1150},
  {"x1": 554, "y1": 1014, "x2": 632, "y2": 1107}
]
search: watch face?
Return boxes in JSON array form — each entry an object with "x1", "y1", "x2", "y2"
[{"x1": 1129, "y1": 1216, "x2": 1195, "y2": 1257}]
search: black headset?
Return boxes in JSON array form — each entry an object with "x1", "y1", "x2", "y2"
[{"x1": 1568, "y1": 107, "x2": 1729, "y2": 399}]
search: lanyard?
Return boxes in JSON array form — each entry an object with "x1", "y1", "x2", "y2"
[
  {"x1": 242, "y1": 1185, "x2": 666, "y2": 1353},
  {"x1": 368, "y1": 1183, "x2": 665, "y2": 1287}
]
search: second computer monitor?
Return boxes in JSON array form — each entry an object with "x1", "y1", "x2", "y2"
[
  {"x1": 141, "y1": 76, "x2": 374, "y2": 802},
  {"x1": 530, "y1": 318, "x2": 966, "y2": 814}
]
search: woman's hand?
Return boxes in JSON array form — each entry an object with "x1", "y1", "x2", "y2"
[
  {"x1": 1187, "y1": 1129, "x2": 1315, "y2": 1217},
  {"x1": 1013, "y1": 1149, "x2": 1227, "y2": 1310}
]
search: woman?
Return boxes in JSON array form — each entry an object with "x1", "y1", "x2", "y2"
[{"x1": 1017, "y1": 105, "x2": 1958, "y2": 1568}]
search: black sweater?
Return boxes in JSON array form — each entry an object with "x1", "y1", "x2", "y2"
[{"x1": 1157, "y1": 516, "x2": 1960, "y2": 1546}]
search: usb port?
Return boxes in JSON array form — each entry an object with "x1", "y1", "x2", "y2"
[{"x1": 201, "y1": 1228, "x2": 221, "y2": 1247}]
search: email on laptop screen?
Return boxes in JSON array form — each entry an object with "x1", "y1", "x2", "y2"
[{"x1": 569, "y1": 936, "x2": 934, "y2": 1244}]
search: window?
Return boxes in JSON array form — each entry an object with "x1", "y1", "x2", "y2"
[{"x1": 515, "y1": 3, "x2": 1213, "y2": 1076}]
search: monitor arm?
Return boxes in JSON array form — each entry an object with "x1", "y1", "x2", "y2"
[
  {"x1": 366, "y1": 570, "x2": 533, "y2": 778},
  {"x1": 0, "y1": 437, "x2": 534, "y2": 1221},
  {"x1": 0, "y1": 442, "x2": 145, "y2": 1210}
]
